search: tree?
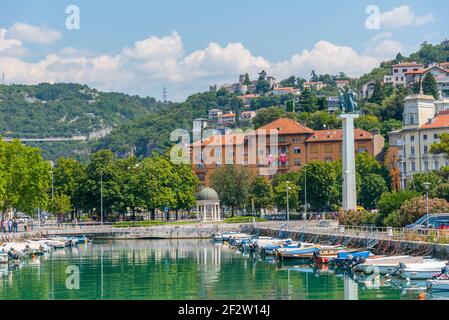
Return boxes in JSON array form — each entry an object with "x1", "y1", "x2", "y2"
[
  {"x1": 136, "y1": 154, "x2": 177, "y2": 220},
  {"x1": 359, "y1": 173, "x2": 388, "y2": 210},
  {"x1": 297, "y1": 111, "x2": 340, "y2": 130},
  {"x1": 431, "y1": 132, "x2": 449, "y2": 156},
  {"x1": 384, "y1": 147, "x2": 401, "y2": 191},
  {"x1": 210, "y1": 165, "x2": 251, "y2": 216},
  {"x1": 297, "y1": 89, "x2": 318, "y2": 112},
  {"x1": 252, "y1": 107, "x2": 287, "y2": 128},
  {"x1": 280, "y1": 76, "x2": 297, "y2": 88},
  {"x1": 380, "y1": 91, "x2": 405, "y2": 121},
  {"x1": 377, "y1": 190, "x2": 420, "y2": 225},
  {"x1": 355, "y1": 115, "x2": 382, "y2": 133},
  {"x1": 48, "y1": 192, "x2": 72, "y2": 221},
  {"x1": 171, "y1": 163, "x2": 199, "y2": 219},
  {"x1": 248, "y1": 176, "x2": 273, "y2": 213},
  {"x1": 0, "y1": 139, "x2": 51, "y2": 218},
  {"x1": 406, "y1": 171, "x2": 442, "y2": 194},
  {"x1": 298, "y1": 162, "x2": 339, "y2": 211},
  {"x1": 369, "y1": 81, "x2": 384, "y2": 104},
  {"x1": 422, "y1": 73, "x2": 440, "y2": 99},
  {"x1": 274, "y1": 181, "x2": 300, "y2": 211}
]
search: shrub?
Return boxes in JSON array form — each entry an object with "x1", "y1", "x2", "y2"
[
  {"x1": 338, "y1": 209, "x2": 379, "y2": 226},
  {"x1": 377, "y1": 190, "x2": 419, "y2": 224},
  {"x1": 223, "y1": 216, "x2": 267, "y2": 223},
  {"x1": 113, "y1": 221, "x2": 167, "y2": 228}
]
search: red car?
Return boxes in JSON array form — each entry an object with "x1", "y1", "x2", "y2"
[{"x1": 435, "y1": 220, "x2": 449, "y2": 230}]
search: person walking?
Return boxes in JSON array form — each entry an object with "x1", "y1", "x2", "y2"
[
  {"x1": 1, "y1": 221, "x2": 5, "y2": 233},
  {"x1": 13, "y1": 220, "x2": 18, "y2": 233},
  {"x1": 7, "y1": 219, "x2": 12, "y2": 233}
]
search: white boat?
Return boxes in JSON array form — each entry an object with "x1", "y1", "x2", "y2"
[
  {"x1": 355, "y1": 255, "x2": 424, "y2": 275},
  {"x1": 399, "y1": 260, "x2": 448, "y2": 280},
  {"x1": 427, "y1": 279, "x2": 449, "y2": 291},
  {"x1": 0, "y1": 253, "x2": 8, "y2": 264}
]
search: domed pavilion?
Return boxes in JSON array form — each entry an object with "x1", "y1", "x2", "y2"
[{"x1": 196, "y1": 187, "x2": 221, "y2": 221}]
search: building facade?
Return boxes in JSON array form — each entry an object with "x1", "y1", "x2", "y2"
[
  {"x1": 191, "y1": 118, "x2": 384, "y2": 185},
  {"x1": 384, "y1": 62, "x2": 425, "y2": 87}
]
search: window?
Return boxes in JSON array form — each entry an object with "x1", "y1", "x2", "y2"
[
  {"x1": 294, "y1": 147, "x2": 301, "y2": 154},
  {"x1": 435, "y1": 134, "x2": 439, "y2": 140},
  {"x1": 394, "y1": 69, "x2": 398, "y2": 73},
  {"x1": 198, "y1": 174, "x2": 205, "y2": 182},
  {"x1": 215, "y1": 148, "x2": 221, "y2": 157},
  {"x1": 411, "y1": 162, "x2": 416, "y2": 172},
  {"x1": 424, "y1": 146, "x2": 428, "y2": 154},
  {"x1": 196, "y1": 163, "x2": 205, "y2": 169},
  {"x1": 424, "y1": 161, "x2": 429, "y2": 171},
  {"x1": 294, "y1": 159, "x2": 301, "y2": 166},
  {"x1": 402, "y1": 69, "x2": 407, "y2": 73},
  {"x1": 411, "y1": 146, "x2": 415, "y2": 155},
  {"x1": 435, "y1": 161, "x2": 440, "y2": 170},
  {"x1": 410, "y1": 115, "x2": 415, "y2": 125},
  {"x1": 410, "y1": 135, "x2": 415, "y2": 142},
  {"x1": 423, "y1": 134, "x2": 428, "y2": 140}
]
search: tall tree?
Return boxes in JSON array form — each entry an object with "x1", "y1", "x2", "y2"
[
  {"x1": 210, "y1": 165, "x2": 251, "y2": 216},
  {"x1": 422, "y1": 73, "x2": 440, "y2": 99},
  {"x1": 369, "y1": 81, "x2": 384, "y2": 104},
  {"x1": 248, "y1": 176, "x2": 273, "y2": 213},
  {"x1": 274, "y1": 180, "x2": 300, "y2": 211}
]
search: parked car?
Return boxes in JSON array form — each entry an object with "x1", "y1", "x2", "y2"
[
  {"x1": 405, "y1": 214, "x2": 449, "y2": 230},
  {"x1": 435, "y1": 220, "x2": 449, "y2": 230}
]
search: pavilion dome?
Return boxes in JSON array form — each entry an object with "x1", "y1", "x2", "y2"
[{"x1": 196, "y1": 187, "x2": 219, "y2": 201}]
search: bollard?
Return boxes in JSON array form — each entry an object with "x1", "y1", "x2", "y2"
[
  {"x1": 387, "y1": 227, "x2": 393, "y2": 238},
  {"x1": 339, "y1": 225, "x2": 345, "y2": 233}
]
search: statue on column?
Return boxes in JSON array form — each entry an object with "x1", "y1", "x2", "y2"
[{"x1": 339, "y1": 88, "x2": 358, "y2": 114}]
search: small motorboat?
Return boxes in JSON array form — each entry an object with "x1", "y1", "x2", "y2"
[
  {"x1": 329, "y1": 250, "x2": 371, "y2": 269},
  {"x1": 355, "y1": 255, "x2": 424, "y2": 275},
  {"x1": 427, "y1": 279, "x2": 449, "y2": 291},
  {"x1": 276, "y1": 246, "x2": 321, "y2": 260},
  {"x1": 399, "y1": 261, "x2": 449, "y2": 280}
]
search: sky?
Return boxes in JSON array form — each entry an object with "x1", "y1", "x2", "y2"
[{"x1": 0, "y1": 0, "x2": 448, "y2": 101}]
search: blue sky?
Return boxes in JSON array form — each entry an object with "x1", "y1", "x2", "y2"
[{"x1": 0, "y1": 0, "x2": 447, "y2": 100}]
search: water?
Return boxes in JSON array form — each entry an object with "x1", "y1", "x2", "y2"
[{"x1": 0, "y1": 240, "x2": 445, "y2": 300}]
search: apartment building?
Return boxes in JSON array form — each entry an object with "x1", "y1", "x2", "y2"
[
  {"x1": 383, "y1": 62, "x2": 425, "y2": 87},
  {"x1": 191, "y1": 118, "x2": 384, "y2": 185},
  {"x1": 405, "y1": 63, "x2": 449, "y2": 98},
  {"x1": 303, "y1": 81, "x2": 327, "y2": 91}
]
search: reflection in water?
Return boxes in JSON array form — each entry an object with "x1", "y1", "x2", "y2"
[{"x1": 0, "y1": 240, "x2": 432, "y2": 300}]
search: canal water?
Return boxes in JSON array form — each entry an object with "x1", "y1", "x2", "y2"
[{"x1": 0, "y1": 240, "x2": 444, "y2": 300}]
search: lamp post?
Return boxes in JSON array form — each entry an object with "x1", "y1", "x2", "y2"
[
  {"x1": 303, "y1": 164, "x2": 307, "y2": 221},
  {"x1": 50, "y1": 160, "x2": 54, "y2": 199},
  {"x1": 423, "y1": 182, "x2": 431, "y2": 230},
  {"x1": 286, "y1": 181, "x2": 290, "y2": 223},
  {"x1": 100, "y1": 171, "x2": 104, "y2": 226}
]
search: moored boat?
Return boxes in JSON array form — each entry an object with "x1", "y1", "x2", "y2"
[{"x1": 399, "y1": 261, "x2": 449, "y2": 280}]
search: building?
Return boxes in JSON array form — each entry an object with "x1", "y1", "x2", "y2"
[
  {"x1": 270, "y1": 87, "x2": 300, "y2": 96},
  {"x1": 193, "y1": 118, "x2": 209, "y2": 132},
  {"x1": 335, "y1": 80, "x2": 350, "y2": 89},
  {"x1": 303, "y1": 81, "x2": 327, "y2": 91},
  {"x1": 239, "y1": 111, "x2": 257, "y2": 125},
  {"x1": 390, "y1": 92, "x2": 449, "y2": 188},
  {"x1": 383, "y1": 62, "x2": 425, "y2": 87},
  {"x1": 208, "y1": 109, "x2": 223, "y2": 121},
  {"x1": 360, "y1": 81, "x2": 376, "y2": 99},
  {"x1": 405, "y1": 64, "x2": 449, "y2": 98},
  {"x1": 191, "y1": 118, "x2": 384, "y2": 185},
  {"x1": 237, "y1": 94, "x2": 259, "y2": 107},
  {"x1": 326, "y1": 96, "x2": 340, "y2": 113},
  {"x1": 217, "y1": 112, "x2": 236, "y2": 126}
]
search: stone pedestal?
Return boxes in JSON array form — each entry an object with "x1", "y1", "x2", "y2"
[{"x1": 340, "y1": 114, "x2": 359, "y2": 211}]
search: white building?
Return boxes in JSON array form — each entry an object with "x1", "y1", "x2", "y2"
[
  {"x1": 360, "y1": 81, "x2": 376, "y2": 99},
  {"x1": 270, "y1": 87, "x2": 300, "y2": 96},
  {"x1": 393, "y1": 92, "x2": 449, "y2": 188},
  {"x1": 239, "y1": 111, "x2": 256, "y2": 124},
  {"x1": 217, "y1": 112, "x2": 236, "y2": 126},
  {"x1": 384, "y1": 62, "x2": 425, "y2": 87}
]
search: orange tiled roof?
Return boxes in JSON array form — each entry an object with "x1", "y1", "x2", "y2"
[
  {"x1": 191, "y1": 134, "x2": 245, "y2": 147},
  {"x1": 406, "y1": 66, "x2": 449, "y2": 75},
  {"x1": 237, "y1": 94, "x2": 259, "y2": 99},
  {"x1": 421, "y1": 111, "x2": 449, "y2": 129},
  {"x1": 257, "y1": 118, "x2": 314, "y2": 135},
  {"x1": 306, "y1": 129, "x2": 372, "y2": 142},
  {"x1": 219, "y1": 113, "x2": 236, "y2": 118},
  {"x1": 393, "y1": 62, "x2": 424, "y2": 68}
]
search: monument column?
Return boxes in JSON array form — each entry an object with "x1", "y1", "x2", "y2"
[{"x1": 340, "y1": 113, "x2": 359, "y2": 211}]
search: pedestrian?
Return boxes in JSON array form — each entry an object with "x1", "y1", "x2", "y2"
[
  {"x1": 7, "y1": 219, "x2": 12, "y2": 233},
  {"x1": 1, "y1": 220, "x2": 5, "y2": 233},
  {"x1": 13, "y1": 220, "x2": 18, "y2": 233}
]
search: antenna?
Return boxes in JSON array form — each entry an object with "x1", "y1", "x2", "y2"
[
  {"x1": 162, "y1": 84, "x2": 167, "y2": 102},
  {"x1": 2, "y1": 72, "x2": 4, "y2": 85}
]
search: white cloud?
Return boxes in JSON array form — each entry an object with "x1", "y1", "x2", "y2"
[
  {"x1": 0, "y1": 28, "x2": 22, "y2": 52},
  {"x1": 364, "y1": 32, "x2": 405, "y2": 58},
  {"x1": 379, "y1": 5, "x2": 434, "y2": 29},
  {"x1": 0, "y1": 30, "x2": 398, "y2": 100},
  {"x1": 8, "y1": 23, "x2": 61, "y2": 44}
]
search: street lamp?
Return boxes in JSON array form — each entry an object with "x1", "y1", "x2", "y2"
[
  {"x1": 423, "y1": 182, "x2": 431, "y2": 230},
  {"x1": 100, "y1": 171, "x2": 104, "y2": 225},
  {"x1": 286, "y1": 181, "x2": 290, "y2": 223},
  {"x1": 303, "y1": 164, "x2": 307, "y2": 221},
  {"x1": 50, "y1": 160, "x2": 54, "y2": 199}
]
